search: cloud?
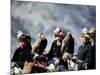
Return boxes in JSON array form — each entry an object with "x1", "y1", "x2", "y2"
[{"x1": 11, "y1": 1, "x2": 96, "y2": 57}]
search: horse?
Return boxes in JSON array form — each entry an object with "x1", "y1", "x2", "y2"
[
  {"x1": 62, "y1": 52, "x2": 78, "y2": 71},
  {"x1": 22, "y1": 61, "x2": 48, "y2": 74}
]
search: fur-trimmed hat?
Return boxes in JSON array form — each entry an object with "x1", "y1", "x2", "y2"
[
  {"x1": 53, "y1": 27, "x2": 62, "y2": 34},
  {"x1": 80, "y1": 32, "x2": 90, "y2": 39},
  {"x1": 17, "y1": 31, "x2": 26, "y2": 42},
  {"x1": 89, "y1": 28, "x2": 96, "y2": 34},
  {"x1": 81, "y1": 28, "x2": 88, "y2": 35},
  {"x1": 80, "y1": 28, "x2": 90, "y2": 39}
]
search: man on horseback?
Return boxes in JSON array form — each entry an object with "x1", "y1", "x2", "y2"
[
  {"x1": 77, "y1": 28, "x2": 92, "y2": 70},
  {"x1": 47, "y1": 27, "x2": 68, "y2": 71},
  {"x1": 11, "y1": 31, "x2": 33, "y2": 72}
]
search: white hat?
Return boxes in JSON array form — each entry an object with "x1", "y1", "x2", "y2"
[
  {"x1": 81, "y1": 27, "x2": 88, "y2": 34},
  {"x1": 53, "y1": 27, "x2": 61, "y2": 34},
  {"x1": 17, "y1": 31, "x2": 24, "y2": 39}
]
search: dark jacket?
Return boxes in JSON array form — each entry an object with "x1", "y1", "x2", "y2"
[
  {"x1": 77, "y1": 42, "x2": 92, "y2": 70},
  {"x1": 11, "y1": 45, "x2": 33, "y2": 69},
  {"x1": 48, "y1": 40, "x2": 62, "y2": 60},
  {"x1": 90, "y1": 43, "x2": 96, "y2": 69}
]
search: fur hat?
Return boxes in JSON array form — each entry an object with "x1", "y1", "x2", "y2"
[
  {"x1": 17, "y1": 31, "x2": 24, "y2": 38},
  {"x1": 53, "y1": 27, "x2": 62, "y2": 34},
  {"x1": 80, "y1": 28, "x2": 90, "y2": 39},
  {"x1": 80, "y1": 32, "x2": 90, "y2": 39},
  {"x1": 89, "y1": 28, "x2": 96, "y2": 34},
  {"x1": 17, "y1": 31, "x2": 26, "y2": 42},
  {"x1": 81, "y1": 28, "x2": 88, "y2": 35}
]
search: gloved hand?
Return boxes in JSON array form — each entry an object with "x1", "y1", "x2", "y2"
[
  {"x1": 83, "y1": 63, "x2": 88, "y2": 70},
  {"x1": 53, "y1": 58, "x2": 60, "y2": 65}
]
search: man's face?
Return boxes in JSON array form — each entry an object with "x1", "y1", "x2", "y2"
[
  {"x1": 56, "y1": 36, "x2": 63, "y2": 42},
  {"x1": 19, "y1": 41, "x2": 26, "y2": 48},
  {"x1": 80, "y1": 37, "x2": 87, "y2": 45},
  {"x1": 55, "y1": 31, "x2": 64, "y2": 41}
]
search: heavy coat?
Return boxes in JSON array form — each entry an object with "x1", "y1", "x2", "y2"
[
  {"x1": 77, "y1": 42, "x2": 92, "y2": 70},
  {"x1": 48, "y1": 40, "x2": 62, "y2": 60},
  {"x1": 11, "y1": 45, "x2": 33, "y2": 69}
]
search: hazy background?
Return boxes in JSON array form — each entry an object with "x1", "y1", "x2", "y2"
[{"x1": 11, "y1": 0, "x2": 96, "y2": 58}]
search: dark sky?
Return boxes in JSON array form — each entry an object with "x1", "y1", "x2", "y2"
[{"x1": 11, "y1": 1, "x2": 96, "y2": 58}]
